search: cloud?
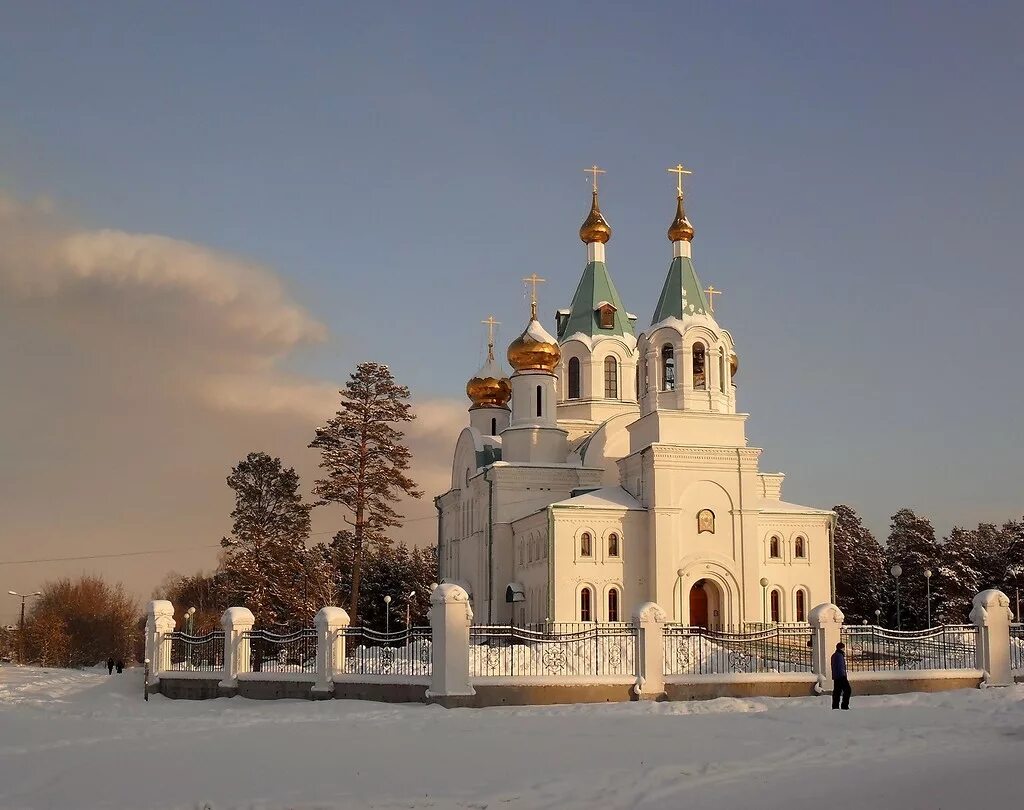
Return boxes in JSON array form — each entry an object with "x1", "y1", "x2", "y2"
[{"x1": 0, "y1": 192, "x2": 464, "y2": 619}]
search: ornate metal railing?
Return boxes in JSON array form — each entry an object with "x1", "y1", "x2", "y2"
[
  {"x1": 1009, "y1": 624, "x2": 1024, "y2": 672},
  {"x1": 245, "y1": 628, "x2": 318, "y2": 674},
  {"x1": 840, "y1": 625, "x2": 977, "y2": 672},
  {"x1": 663, "y1": 625, "x2": 813, "y2": 675},
  {"x1": 469, "y1": 623, "x2": 638, "y2": 678},
  {"x1": 167, "y1": 630, "x2": 225, "y2": 672},
  {"x1": 341, "y1": 626, "x2": 432, "y2": 677}
]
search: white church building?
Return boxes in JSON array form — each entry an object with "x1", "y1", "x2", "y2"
[{"x1": 437, "y1": 170, "x2": 834, "y2": 628}]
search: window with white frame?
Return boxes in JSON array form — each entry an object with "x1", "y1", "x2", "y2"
[
  {"x1": 580, "y1": 532, "x2": 593, "y2": 557},
  {"x1": 608, "y1": 532, "x2": 620, "y2": 557}
]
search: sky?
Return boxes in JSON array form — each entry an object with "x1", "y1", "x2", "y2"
[{"x1": 1, "y1": 2, "x2": 1022, "y2": 623}]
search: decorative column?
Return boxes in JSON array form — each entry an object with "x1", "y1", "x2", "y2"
[
  {"x1": 970, "y1": 589, "x2": 1013, "y2": 687},
  {"x1": 219, "y1": 606, "x2": 255, "y2": 691},
  {"x1": 633, "y1": 602, "x2": 667, "y2": 699},
  {"x1": 809, "y1": 602, "x2": 844, "y2": 694},
  {"x1": 312, "y1": 607, "x2": 350, "y2": 696},
  {"x1": 145, "y1": 600, "x2": 175, "y2": 685},
  {"x1": 426, "y1": 583, "x2": 475, "y2": 703}
]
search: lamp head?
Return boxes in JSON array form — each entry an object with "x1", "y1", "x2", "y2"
[
  {"x1": 924, "y1": 569, "x2": 932, "y2": 579},
  {"x1": 890, "y1": 564, "x2": 902, "y2": 578},
  {"x1": 384, "y1": 595, "x2": 392, "y2": 604}
]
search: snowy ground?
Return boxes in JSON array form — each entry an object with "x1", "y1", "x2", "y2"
[{"x1": 2, "y1": 666, "x2": 1024, "y2": 809}]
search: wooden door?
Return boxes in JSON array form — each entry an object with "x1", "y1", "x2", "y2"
[{"x1": 689, "y1": 582, "x2": 709, "y2": 628}]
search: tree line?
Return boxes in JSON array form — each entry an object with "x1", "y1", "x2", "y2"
[{"x1": 833, "y1": 505, "x2": 1024, "y2": 629}]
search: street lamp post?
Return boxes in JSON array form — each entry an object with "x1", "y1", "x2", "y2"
[
  {"x1": 8, "y1": 590, "x2": 42, "y2": 664},
  {"x1": 405, "y1": 591, "x2": 416, "y2": 630},
  {"x1": 676, "y1": 569, "x2": 685, "y2": 624},
  {"x1": 890, "y1": 564, "x2": 903, "y2": 630},
  {"x1": 759, "y1": 577, "x2": 770, "y2": 626},
  {"x1": 874, "y1": 608, "x2": 881, "y2": 627},
  {"x1": 383, "y1": 595, "x2": 392, "y2": 634},
  {"x1": 185, "y1": 606, "x2": 196, "y2": 635},
  {"x1": 924, "y1": 569, "x2": 933, "y2": 628}
]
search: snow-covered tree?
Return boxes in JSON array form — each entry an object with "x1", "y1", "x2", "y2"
[
  {"x1": 883, "y1": 508, "x2": 939, "y2": 629},
  {"x1": 309, "y1": 362, "x2": 422, "y2": 622},
  {"x1": 831, "y1": 504, "x2": 886, "y2": 624},
  {"x1": 218, "y1": 451, "x2": 316, "y2": 628}
]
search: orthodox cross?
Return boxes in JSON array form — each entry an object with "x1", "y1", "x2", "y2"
[
  {"x1": 522, "y1": 273, "x2": 546, "y2": 319},
  {"x1": 704, "y1": 285, "x2": 723, "y2": 313},
  {"x1": 584, "y1": 165, "x2": 606, "y2": 193},
  {"x1": 667, "y1": 163, "x2": 693, "y2": 198},
  {"x1": 481, "y1": 315, "x2": 500, "y2": 356}
]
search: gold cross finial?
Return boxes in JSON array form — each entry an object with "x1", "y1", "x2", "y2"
[
  {"x1": 584, "y1": 165, "x2": 606, "y2": 193},
  {"x1": 704, "y1": 285, "x2": 723, "y2": 313},
  {"x1": 522, "y1": 273, "x2": 546, "y2": 319},
  {"x1": 481, "y1": 315, "x2": 500, "y2": 353},
  {"x1": 667, "y1": 163, "x2": 693, "y2": 198}
]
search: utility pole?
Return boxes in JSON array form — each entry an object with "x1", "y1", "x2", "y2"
[{"x1": 8, "y1": 590, "x2": 42, "y2": 664}]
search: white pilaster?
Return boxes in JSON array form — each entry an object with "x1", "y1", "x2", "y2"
[
  {"x1": 970, "y1": 589, "x2": 1013, "y2": 687},
  {"x1": 312, "y1": 606, "x2": 350, "y2": 695},
  {"x1": 427, "y1": 583, "x2": 475, "y2": 699},
  {"x1": 219, "y1": 606, "x2": 255, "y2": 689},
  {"x1": 145, "y1": 600, "x2": 175, "y2": 685},
  {"x1": 809, "y1": 602, "x2": 844, "y2": 693},
  {"x1": 633, "y1": 602, "x2": 667, "y2": 698}
]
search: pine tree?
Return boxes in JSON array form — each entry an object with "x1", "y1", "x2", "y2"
[
  {"x1": 884, "y1": 508, "x2": 939, "y2": 629},
  {"x1": 831, "y1": 504, "x2": 886, "y2": 624},
  {"x1": 934, "y1": 526, "x2": 981, "y2": 623},
  {"x1": 218, "y1": 451, "x2": 315, "y2": 628},
  {"x1": 309, "y1": 362, "x2": 422, "y2": 622}
]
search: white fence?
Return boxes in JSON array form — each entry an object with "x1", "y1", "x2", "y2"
[{"x1": 145, "y1": 588, "x2": 1017, "y2": 701}]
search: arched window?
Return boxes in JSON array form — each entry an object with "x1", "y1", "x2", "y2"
[
  {"x1": 597, "y1": 304, "x2": 615, "y2": 329},
  {"x1": 603, "y1": 356, "x2": 618, "y2": 399},
  {"x1": 770, "y1": 589, "x2": 781, "y2": 623},
  {"x1": 661, "y1": 344, "x2": 675, "y2": 391},
  {"x1": 608, "y1": 532, "x2": 620, "y2": 557},
  {"x1": 580, "y1": 532, "x2": 592, "y2": 557},
  {"x1": 490, "y1": 417, "x2": 497, "y2": 435},
  {"x1": 795, "y1": 590, "x2": 806, "y2": 622},
  {"x1": 536, "y1": 385, "x2": 543, "y2": 417},
  {"x1": 518, "y1": 540, "x2": 524, "y2": 566},
  {"x1": 580, "y1": 588, "x2": 592, "y2": 622},
  {"x1": 719, "y1": 347, "x2": 727, "y2": 393},
  {"x1": 608, "y1": 588, "x2": 620, "y2": 622},
  {"x1": 794, "y1": 536, "x2": 806, "y2": 558},
  {"x1": 567, "y1": 357, "x2": 581, "y2": 400},
  {"x1": 692, "y1": 343, "x2": 706, "y2": 390},
  {"x1": 769, "y1": 536, "x2": 781, "y2": 559}
]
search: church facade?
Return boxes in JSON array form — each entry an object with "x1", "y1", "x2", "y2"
[{"x1": 436, "y1": 172, "x2": 833, "y2": 628}]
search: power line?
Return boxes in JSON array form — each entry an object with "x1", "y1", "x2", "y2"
[{"x1": 0, "y1": 544, "x2": 222, "y2": 566}]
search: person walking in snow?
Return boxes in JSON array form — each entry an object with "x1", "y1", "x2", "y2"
[
  {"x1": 107, "y1": 657, "x2": 114, "y2": 675},
  {"x1": 831, "y1": 642, "x2": 851, "y2": 710},
  {"x1": 115, "y1": 660, "x2": 124, "y2": 674}
]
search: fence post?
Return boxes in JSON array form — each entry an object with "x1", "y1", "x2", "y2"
[
  {"x1": 809, "y1": 603, "x2": 844, "y2": 694},
  {"x1": 312, "y1": 607, "x2": 350, "y2": 696},
  {"x1": 633, "y1": 602, "x2": 667, "y2": 699},
  {"x1": 145, "y1": 600, "x2": 175, "y2": 686},
  {"x1": 970, "y1": 589, "x2": 1013, "y2": 687},
  {"x1": 219, "y1": 607, "x2": 255, "y2": 692},
  {"x1": 426, "y1": 583, "x2": 474, "y2": 704}
]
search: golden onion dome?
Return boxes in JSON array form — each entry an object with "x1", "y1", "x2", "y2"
[
  {"x1": 466, "y1": 347, "x2": 511, "y2": 408},
  {"x1": 729, "y1": 351, "x2": 739, "y2": 379},
  {"x1": 667, "y1": 194, "x2": 695, "y2": 242},
  {"x1": 507, "y1": 316, "x2": 560, "y2": 373},
  {"x1": 579, "y1": 190, "x2": 612, "y2": 244}
]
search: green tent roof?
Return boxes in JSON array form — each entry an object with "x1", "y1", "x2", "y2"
[
  {"x1": 556, "y1": 261, "x2": 635, "y2": 341},
  {"x1": 651, "y1": 256, "x2": 709, "y2": 324}
]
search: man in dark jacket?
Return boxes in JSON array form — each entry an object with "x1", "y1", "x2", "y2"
[
  {"x1": 107, "y1": 657, "x2": 114, "y2": 675},
  {"x1": 831, "y1": 642, "x2": 851, "y2": 710},
  {"x1": 115, "y1": 660, "x2": 124, "y2": 674}
]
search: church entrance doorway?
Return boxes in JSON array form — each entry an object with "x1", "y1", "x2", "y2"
[
  {"x1": 689, "y1": 581, "x2": 708, "y2": 627},
  {"x1": 688, "y1": 579, "x2": 723, "y2": 628}
]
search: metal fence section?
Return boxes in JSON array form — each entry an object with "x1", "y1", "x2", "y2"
[
  {"x1": 663, "y1": 625, "x2": 813, "y2": 675},
  {"x1": 1010, "y1": 624, "x2": 1024, "y2": 672},
  {"x1": 341, "y1": 626, "x2": 432, "y2": 677},
  {"x1": 469, "y1": 623, "x2": 638, "y2": 678},
  {"x1": 168, "y1": 630, "x2": 225, "y2": 672},
  {"x1": 246, "y1": 628, "x2": 318, "y2": 674},
  {"x1": 840, "y1": 625, "x2": 977, "y2": 672}
]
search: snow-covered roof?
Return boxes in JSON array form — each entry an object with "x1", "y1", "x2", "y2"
[
  {"x1": 551, "y1": 486, "x2": 644, "y2": 511},
  {"x1": 757, "y1": 498, "x2": 835, "y2": 516},
  {"x1": 524, "y1": 318, "x2": 557, "y2": 343}
]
